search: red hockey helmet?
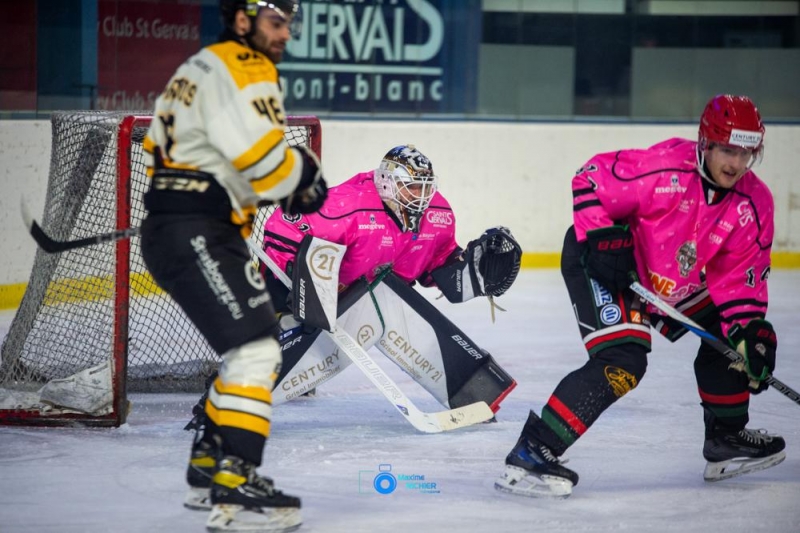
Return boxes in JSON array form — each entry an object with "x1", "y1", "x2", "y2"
[{"x1": 698, "y1": 95, "x2": 764, "y2": 152}]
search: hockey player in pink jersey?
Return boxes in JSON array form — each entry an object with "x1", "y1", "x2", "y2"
[
  {"x1": 495, "y1": 95, "x2": 785, "y2": 499},
  {"x1": 262, "y1": 144, "x2": 521, "y2": 415}
]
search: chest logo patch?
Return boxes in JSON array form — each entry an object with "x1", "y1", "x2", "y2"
[{"x1": 676, "y1": 241, "x2": 697, "y2": 278}]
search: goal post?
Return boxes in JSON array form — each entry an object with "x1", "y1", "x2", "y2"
[{"x1": 0, "y1": 111, "x2": 322, "y2": 427}]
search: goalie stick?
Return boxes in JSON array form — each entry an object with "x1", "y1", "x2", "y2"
[
  {"x1": 21, "y1": 198, "x2": 140, "y2": 253},
  {"x1": 246, "y1": 239, "x2": 495, "y2": 433},
  {"x1": 630, "y1": 281, "x2": 800, "y2": 407}
]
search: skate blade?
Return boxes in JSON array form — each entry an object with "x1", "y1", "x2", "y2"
[
  {"x1": 703, "y1": 450, "x2": 786, "y2": 482},
  {"x1": 494, "y1": 465, "x2": 573, "y2": 499},
  {"x1": 206, "y1": 504, "x2": 302, "y2": 533},
  {"x1": 184, "y1": 487, "x2": 211, "y2": 511}
]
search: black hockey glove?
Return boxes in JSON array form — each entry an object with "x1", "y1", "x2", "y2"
[
  {"x1": 466, "y1": 226, "x2": 523, "y2": 297},
  {"x1": 727, "y1": 319, "x2": 777, "y2": 394},
  {"x1": 581, "y1": 225, "x2": 636, "y2": 293},
  {"x1": 281, "y1": 146, "x2": 328, "y2": 215}
]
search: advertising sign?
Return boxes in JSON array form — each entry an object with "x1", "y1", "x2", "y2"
[
  {"x1": 281, "y1": 0, "x2": 481, "y2": 114},
  {"x1": 0, "y1": 3, "x2": 37, "y2": 110},
  {"x1": 97, "y1": 0, "x2": 202, "y2": 111}
]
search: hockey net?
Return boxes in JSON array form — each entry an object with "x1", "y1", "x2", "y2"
[{"x1": 0, "y1": 111, "x2": 321, "y2": 427}]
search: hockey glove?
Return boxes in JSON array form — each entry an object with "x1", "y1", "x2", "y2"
[
  {"x1": 281, "y1": 146, "x2": 328, "y2": 215},
  {"x1": 727, "y1": 319, "x2": 777, "y2": 394},
  {"x1": 581, "y1": 225, "x2": 636, "y2": 293},
  {"x1": 466, "y1": 226, "x2": 523, "y2": 297}
]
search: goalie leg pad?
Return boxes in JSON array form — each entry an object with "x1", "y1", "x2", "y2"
[
  {"x1": 449, "y1": 356, "x2": 516, "y2": 412},
  {"x1": 273, "y1": 327, "x2": 352, "y2": 403},
  {"x1": 378, "y1": 273, "x2": 516, "y2": 411}
]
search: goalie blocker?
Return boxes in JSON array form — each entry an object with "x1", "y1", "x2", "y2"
[{"x1": 270, "y1": 237, "x2": 518, "y2": 411}]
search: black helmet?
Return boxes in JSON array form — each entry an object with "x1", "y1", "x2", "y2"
[{"x1": 219, "y1": 0, "x2": 301, "y2": 34}]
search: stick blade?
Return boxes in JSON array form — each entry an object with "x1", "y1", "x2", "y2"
[
  {"x1": 20, "y1": 196, "x2": 61, "y2": 253},
  {"x1": 20, "y1": 197, "x2": 75, "y2": 254},
  {"x1": 430, "y1": 401, "x2": 495, "y2": 431},
  {"x1": 20, "y1": 196, "x2": 35, "y2": 231},
  {"x1": 401, "y1": 400, "x2": 494, "y2": 433}
]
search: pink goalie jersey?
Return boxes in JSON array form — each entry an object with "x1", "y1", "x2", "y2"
[
  {"x1": 264, "y1": 171, "x2": 460, "y2": 288},
  {"x1": 572, "y1": 138, "x2": 775, "y2": 335}
]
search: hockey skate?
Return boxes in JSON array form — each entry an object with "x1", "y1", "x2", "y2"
[
  {"x1": 495, "y1": 436, "x2": 579, "y2": 499},
  {"x1": 184, "y1": 439, "x2": 217, "y2": 510},
  {"x1": 206, "y1": 456, "x2": 302, "y2": 533},
  {"x1": 703, "y1": 428, "x2": 786, "y2": 482}
]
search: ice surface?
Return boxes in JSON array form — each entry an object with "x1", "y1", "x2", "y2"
[{"x1": 0, "y1": 270, "x2": 798, "y2": 533}]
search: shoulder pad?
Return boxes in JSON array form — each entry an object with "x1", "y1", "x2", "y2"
[{"x1": 207, "y1": 41, "x2": 279, "y2": 86}]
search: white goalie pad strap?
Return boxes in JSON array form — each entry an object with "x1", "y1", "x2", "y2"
[
  {"x1": 371, "y1": 284, "x2": 452, "y2": 406},
  {"x1": 293, "y1": 236, "x2": 346, "y2": 331},
  {"x1": 272, "y1": 293, "x2": 384, "y2": 404}
]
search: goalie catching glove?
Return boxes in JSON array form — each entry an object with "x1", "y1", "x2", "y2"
[
  {"x1": 431, "y1": 226, "x2": 522, "y2": 303},
  {"x1": 280, "y1": 145, "x2": 328, "y2": 215},
  {"x1": 727, "y1": 319, "x2": 777, "y2": 394}
]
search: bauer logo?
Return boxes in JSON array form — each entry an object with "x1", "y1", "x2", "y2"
[{"x1": 358, "y1": 464, "x2": 441, "y2": 495}]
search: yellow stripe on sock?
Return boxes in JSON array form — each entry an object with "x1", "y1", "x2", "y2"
[{"x1": 206, "y1": 402, "x2": 271, "y2": 437}]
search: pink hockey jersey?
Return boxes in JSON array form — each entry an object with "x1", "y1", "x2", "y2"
[
  {"x1": 572, "y1": 138, "x2": 774, "y2": 334},
  {"x1": 264, "y1": 171, "x2": 460, "y2": 287}
]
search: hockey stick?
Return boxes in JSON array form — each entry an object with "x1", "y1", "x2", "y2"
[
  {"x1": 630, "y1": 281, "x2": 800, "y2": 407},
  {"x1": 246, "y1": 239, "x2": 495, "y2": 433},
  {"x1": 21, "y1": 198, "x2": 139, "y2": 253}
]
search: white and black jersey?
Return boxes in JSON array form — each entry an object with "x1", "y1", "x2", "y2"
[{"x1": 143, "y1": 39, "x2": 305, "y2": 224}]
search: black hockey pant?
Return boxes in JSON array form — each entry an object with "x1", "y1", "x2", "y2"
[
  {"x1": 141, "y1": 214, "x2": 280, "y2": 464},
  {"x1": 523, "y1": 226, "x2": 752, "y2": 456}
]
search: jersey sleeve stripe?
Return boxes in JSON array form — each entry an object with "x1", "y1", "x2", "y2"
[
  {"x1": 574, "y1": 199, "x2": 602, "y2": 211},
  {"x1": 251, "y1": 148, "x2": 296, "y2": 194},
  {"x1": 264, "y1": 230, "x2": 302, "y2": 250},
  {"x1": 142, "y1": 135, "x2": 155, "y2": 154},
  {"x1": 232, "y1": 129, "x2": 285, "y2": 172},
  {"x1": 715, "y1": 298, "x2": 768, "y2": 312},
  {"x1": 720, "y1": 310, "x2": 767, "y2": 323}
]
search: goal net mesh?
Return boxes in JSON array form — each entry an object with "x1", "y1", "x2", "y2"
[{"x1": 0, "y1": 111, "x2": 319, "y2": 425}]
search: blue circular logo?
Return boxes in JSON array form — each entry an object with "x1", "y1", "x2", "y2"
[
  {"x1": 600, "y1": 304, "x2": 622, "y2": 325},
  {"x1": 373, "y1": 472, "x2": 397, "y2": 494}
]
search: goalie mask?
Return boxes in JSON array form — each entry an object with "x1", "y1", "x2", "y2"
[{"x1": 374, "y1": 145, "x2": 438, "y2": 232}]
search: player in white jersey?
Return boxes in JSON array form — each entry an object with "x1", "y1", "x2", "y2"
[{"x1": 141, "y1": 1, "x2": 325, "y2": 531}]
